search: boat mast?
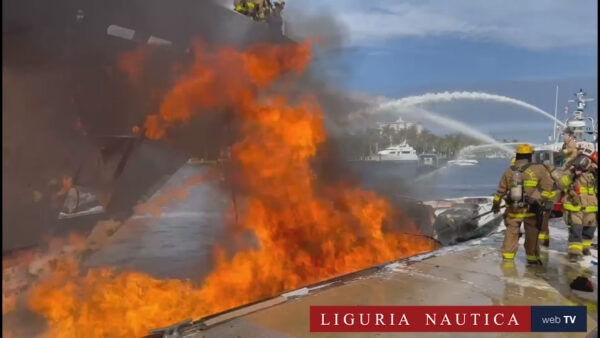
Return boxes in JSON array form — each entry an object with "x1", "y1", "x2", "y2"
[{"x1": 553, "y1": 85, "x2": 559, "y2": 142}]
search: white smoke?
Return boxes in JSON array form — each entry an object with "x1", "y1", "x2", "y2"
[{"x1": 379, "y1": 91, "x2": 566, "y2": 127}]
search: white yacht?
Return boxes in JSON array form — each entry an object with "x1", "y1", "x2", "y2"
[
  {"x1": 447, "y1": 159, "x2": 479, "y2": 166},
  {"x1": 376, "y1": 141, "x2": 419, "y2": 161}
]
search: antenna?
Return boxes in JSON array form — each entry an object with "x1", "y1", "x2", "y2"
[{"x1": 553, "y1": 86, "x2": 558, "y2": 142}]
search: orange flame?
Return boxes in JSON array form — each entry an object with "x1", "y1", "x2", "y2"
[
  {"x1": 26, "y1": 40, "x2": 436, "y2": 337},
  {"x1": 2, "y1": 233, "x2": 87, "y2": 318},
  {"x1": 142, "y1": 39, "x2": 312, "y2": 140}
]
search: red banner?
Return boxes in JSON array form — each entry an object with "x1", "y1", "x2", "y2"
[{"x1": 310, "y1": 306, "x2": 531, "y2": 332}]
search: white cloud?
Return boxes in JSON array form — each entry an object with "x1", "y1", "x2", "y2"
[{"x1": 285, "y1": 0, "x2": 598, "y2": 50}]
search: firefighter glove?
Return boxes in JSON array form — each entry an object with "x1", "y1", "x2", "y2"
[{"x1": 492, "y1": 203, "x2": 501, "y2": 214}]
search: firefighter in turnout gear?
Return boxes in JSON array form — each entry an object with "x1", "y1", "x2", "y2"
[
  {"x1": 250, "y1": 0, "x2": 271, "y2": 22},
  {"x1": 234, "y1": 0, "x2": 257, "y2": 17},
  {"x1": 561, "y1": 153, "x2": 598, "y2": 262},
  {"x1": 492, "y1": 144, "x2": 555, "y2": 265},
  {"x1": 538, "y1": 165, "x2": 562, "y2": 248},
  {"x1": 234, "y1": 0, "x2": 281, "y2": 25}
]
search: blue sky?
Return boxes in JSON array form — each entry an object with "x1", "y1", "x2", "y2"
[{"x1": 279, "y1": 0, "x2": 598, "y2": 142}]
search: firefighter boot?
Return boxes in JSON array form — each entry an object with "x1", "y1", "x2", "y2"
[
  {"x1": 524, "y1": 218, "x2": 542, "y2": 266},
  {"x1": 582, "y1": 224, "x2": 596, "y2": 256},
  {"x1": 567, "y1": 224, "x2": 584, "y2": 262}
]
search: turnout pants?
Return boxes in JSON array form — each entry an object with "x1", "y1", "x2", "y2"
[
  {"x1": 538, "y1": 212, "x2": 551, "y2": 246},
  {"x1": 564, "y1": 211, "x2": 597, "y2": 255},
  {"x1": 582, "y1": 213, "x2": 597, "y2": 250},
  {"x1": 501, "y1": 212, "x2": 540, "y2": 262}
]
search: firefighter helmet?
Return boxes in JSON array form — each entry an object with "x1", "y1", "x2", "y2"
[{"x1": 516, "y1": 144, "x2": 533, "y2": 155}]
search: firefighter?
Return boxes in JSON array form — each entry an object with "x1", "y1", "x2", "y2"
[
  {"x1": 538, "y1": 161, "x2": 562, "y2": 248},
  {"x1": 492, "y1": 144, "x2": 555, "y2": 265},
  {"x1": 562, "y1": 153, "x2": 598, "y2": 261},
  {"x1": 234, "y1": 0, "x2": 257, "y2": 18},
  {"x1": 249, "y1": 0, "x2": 271, "y2": 22},
  {"x1": 561, "y1": 129, "x2": 578, "y2": 168},
  {"x1": 234, "y1": 0, "x2": 247, "y2": 14}
]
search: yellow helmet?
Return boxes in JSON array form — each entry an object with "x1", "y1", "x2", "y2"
[{"x1": 516, "y1": 143, "x2": 533, "y2": 155}]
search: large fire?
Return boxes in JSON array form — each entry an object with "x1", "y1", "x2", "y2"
[{"x1": 22, "y1": 40, "x2": 436, "y2": 337}]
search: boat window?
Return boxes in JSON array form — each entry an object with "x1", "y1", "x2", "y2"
[{"x1": 402, "y1": 151, "x2": 410, "y2": 154}]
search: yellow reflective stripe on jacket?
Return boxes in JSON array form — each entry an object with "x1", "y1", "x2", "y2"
[
  {"x1": 585, "y1": 206, "x2": 598, "y2": 213},
  {"x1": 524, "y1": 180, "x2": 538, "y2": 187},
  {"x1": 583, "y1": 240, "x2": 593, "y2": 247},
  {"x1": 247, "y1": 2, "x2": 255, "y2": 8},
  {"x1": 562, "y1": 176, "x2": 571, "y2": 186},
  {"x1": 580, "y1": 187, "x2": 596, "y2": 194},
  {"x1": 507, "y1": 212, "x2": 535, "y2": 218},
  {"x1": 541, "y1": 191, "x2": 556, "y2": 199},
  {"x1": 493, "y1": 195, "x2": 501, "y2": 202},
  {"x1": 564, "y1": 203, "x2": 582, "y2": 212},
  {"x1": 538, "y1": 233, "x2": 550, "y2": 240},
  {"x1": 502, "y1": 253, "x2": 515, "y2": 259}
]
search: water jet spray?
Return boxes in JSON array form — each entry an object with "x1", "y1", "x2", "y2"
[{"x1": 380, "y1": 91, "x2": 566, "y2": 128}]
